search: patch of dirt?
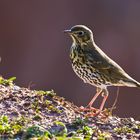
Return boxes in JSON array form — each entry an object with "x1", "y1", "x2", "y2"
[{"x1": 0, "y1": 81, "x2": 140, "y2": 139}]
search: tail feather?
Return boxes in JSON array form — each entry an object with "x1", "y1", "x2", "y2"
[
  {"x1": 135, "y1": 81, "x2": 140, "y2": 88},
  {"x1": 120, "y1": 77, "x2": 140, "y2": 88},
  {"x1": 126, "y1": 80, "x2": 140, "y2": 88}
]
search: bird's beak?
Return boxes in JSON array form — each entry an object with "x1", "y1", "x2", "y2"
[{"x1": 63, "y1": 29, "x2": 72, "y2": 34}]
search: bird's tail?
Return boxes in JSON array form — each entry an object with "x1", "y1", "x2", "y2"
[
  {"x1": 121, "y1": 77, "x2": 140, "y2": 88},
  {"x1": 135, "y1": 81, "x2": 140, "y2": 88},
  {"x1": 127, "y1": 80, "x2": 140, "y2": 88}
]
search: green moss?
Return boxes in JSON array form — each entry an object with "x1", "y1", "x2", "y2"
[
  {"x1": 24, "y1": 125, "x2": 51, "y2": 139},
  {"x1": 55, "y1": 137, "x2": 83, "y2": 140},
  {"x1": 0, "y1": 76, "x2": 16, "y2": 86},
  {"x1": 137, "y1": 124, "x2": 140, "y2": 129},
  {"x1": 97, "y1": 131, "x2": 111, "y2": 140},
  {"x1": 0, "y1": 122, "x2": 11, "y2": 134},
  {"x1": 33, "y1": 114, "x2": 42, "y2": 121},
  {"x1": 76, "y1": 126, "x2": 94, "y2": 139},
  {"x1": 48, "y1": 105, "x2": 62, "y2": 113},
  {"x1": 10, "y1": 124, "x2": 22, "y2": 135},
  {"x1": 53, "y1": 121, "x2": 67, "y2": 136},
  {"x1": 0, "y1": 115, "x2": 24, "y2": 137},
  {"x1": 114, "y1": 126, "x2": 135, "y2": 134},
  {"x1": 72, "y1": 118, "x2": 88, "y2": 127},
  {"x1": 0, "y1": 115, "x2": 53, "y2": 139},
  {"x1": 0, "y1": 115, "x2": 10, "y2": 134},
  {"x1": 35, "y1": 90, "x2": 56, "y2": 97},
  {"x1": 0, "y1": 115, "x2": 8, "y2": 123},
  {"x1": 45, "y1": 99, "x2": 52, "y2": 105}
]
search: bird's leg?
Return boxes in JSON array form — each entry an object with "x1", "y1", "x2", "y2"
[
  {"x1": 84, "y1": 88, "x2": 109, "y2": 117},
  {"x1": 80, "y1": 87, "x2": 102, "y2": 112},
  {"x1": 99, "y1": 91, "x2": 108, "y2": 111},
  {"x1": 95, "y1": 89, "x2": 109, "y2": 115},
  {"x1": 87, "y1": 87, "x2": 102, "y2": 108}
]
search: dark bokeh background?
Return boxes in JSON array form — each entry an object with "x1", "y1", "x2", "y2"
[{"x1": 0, "y1": 0, "x2": 140, "y2": 119}]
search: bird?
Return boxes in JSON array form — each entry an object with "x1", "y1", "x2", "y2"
[{"x1": 64, "y1": 25, "x2": 140, "y2": 116}]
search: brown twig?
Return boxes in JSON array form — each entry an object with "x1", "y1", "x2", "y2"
[{"x1": 110, "y1": 87, "x2": 120, "y2": 113}]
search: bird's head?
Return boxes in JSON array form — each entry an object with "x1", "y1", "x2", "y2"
[{"x1": 64, "y1": 25, "x2": 93, "y2": 44}]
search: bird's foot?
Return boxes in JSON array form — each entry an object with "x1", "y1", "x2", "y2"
[
  {"x1": 79, "y1": 106, "x2": 100, "y2": 117},
  {"x1": 85, "y1": 110, "x2": 101, "y2": 117},
  {"x1": 79, "y1": 106, "x2": 97, "y2": 112},
  {"x1": 79, "y1": 106, "x2": 109, "y2": 118}
]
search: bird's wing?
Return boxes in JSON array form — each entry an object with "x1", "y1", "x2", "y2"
[
  {"x1": 81, "y1": 43, "x2": 139, "y2": 87},
  {"x1": 83, "y1": 44, "x2": 131, "y2": 81},
  {"x1": 83, "y1": 45, "x2": 117, "y2": 70}
]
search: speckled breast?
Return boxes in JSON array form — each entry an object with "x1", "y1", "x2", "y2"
[
  {"x1": 70, "y1": 45, "x2": 110, "y2": 87},
  {"x1": 71, "y1": 61, "x2": 102, "y2": 87}
]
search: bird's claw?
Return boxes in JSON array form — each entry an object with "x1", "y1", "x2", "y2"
[
  {"x1": 79, "y1": 106, "x2": 109, "y2": 118},
  {"x1": 79, "y1": 106, "x2": 97, "y2": 112}
]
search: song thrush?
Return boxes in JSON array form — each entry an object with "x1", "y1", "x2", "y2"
[{"x1": 64, "y1": 25, "x2": 140, "y2": 116}]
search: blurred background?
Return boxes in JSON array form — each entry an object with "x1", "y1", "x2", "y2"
[{"x1": 0, "y1": 0, "x2": 140, "y2": 119}]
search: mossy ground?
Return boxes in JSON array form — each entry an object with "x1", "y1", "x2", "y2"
[{"x1": 0, "y1": 77, "x2": 140, "y2": 140}]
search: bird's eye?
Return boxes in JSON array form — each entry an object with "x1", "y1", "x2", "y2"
[{"x1": 77, "y1": 31, "x2": 84, "y2": 36}]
